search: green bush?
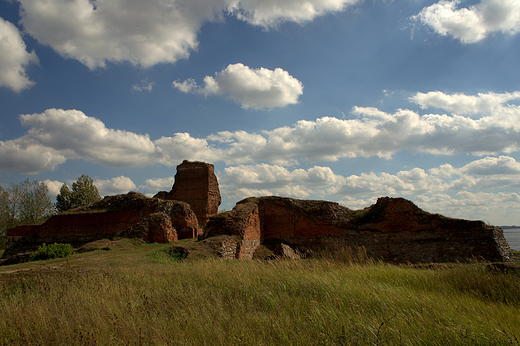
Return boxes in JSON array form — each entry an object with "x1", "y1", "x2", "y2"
[{"x1": 30, "y1": 243, "x2": 73, "y2": 261}]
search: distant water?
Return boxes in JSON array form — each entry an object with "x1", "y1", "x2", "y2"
[{"x1": 503, "y1": 228, "x2": 520, "y2": 251}]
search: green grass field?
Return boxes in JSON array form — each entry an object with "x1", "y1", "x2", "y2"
[{"x1": 0, "y1": 240, "x2": 519, "y2": 345}]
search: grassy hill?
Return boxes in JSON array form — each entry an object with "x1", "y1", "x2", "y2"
[{"x1": 0, "y1": 239, "x2": 519, "y2": 345}]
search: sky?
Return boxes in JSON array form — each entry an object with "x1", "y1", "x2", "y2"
[{"x1": 1, "y1": 0, "x2": 520, "y2": 226}]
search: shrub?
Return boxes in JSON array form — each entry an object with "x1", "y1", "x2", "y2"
[{"x1": 30, "y1": 243, "x2": 74, "y2": 261}]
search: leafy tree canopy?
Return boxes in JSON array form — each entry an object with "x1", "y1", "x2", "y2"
[
  {"x1": 56, "y1": 174, "x2": 101, "y2": 212},
  {"x1": 0, "y1": 179, "x2": 55, "y2": 248}
]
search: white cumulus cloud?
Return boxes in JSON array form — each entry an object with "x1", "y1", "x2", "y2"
[
  {"x1": 415, "y1": 191, "x2": 520, "y2": 224},
  {"x1": 95, "y1": 176, "x2": 136, "y2": 196},
  {"x1": 461, "y1": 156, "x2": 520, "y2": 175},
  {"x1": 43, "y1": 179, "x2": 64, "y2": 199},
  {"x1": 337, "y1": 196, "x2": 378, "y2": 211},
  {"x1": 17, "y1": 0, "x2": 222, "y2": 69},
  {"x1": 155, "y1": 133, "x2": 221, "y2": 164},
  {"x1": 209, "y1": 100, "x2": 520, "y2": 164},
  {"x1": 3, "y1": 91, "x2": 520, "y2": 174},
  {"x1": 219, "y1": 157, "x2": 520, "y2": 224},
  {"x1": 221, "y1": 157, "x2": 520, "y2": 200},
  {"x1": 0, "y1": 17, "x2": 39, "y2": 92},
  {"x1": 0, "y1": 108, "x2": 219, "y2": 174},
  {"x1": 222, "y1": 163, "x2": 340, "y2": 187},
  {"x1": 18, "y1": 108, "x2": 159, "y2": 168},
  {"x1": 16, "y1": 0, "x2": 362, "y2": 69},
  {"x1": 173, "y1": 63, "x2": 303, "y2": 109},
  {"x1": 413, "y1": 0, "x2": 520, "y2": 43},
  {"x1": 227, "y1": 0, "x2": 361, "y2": 28},
  {"x1": 220, "y1": 163, "x2": 346, "y2": 200},
  {"x1": 410, "y1": 91, "x2": 520, "y2": 115},
  {"x1": 139, "y1": 177, "x2": 175, "y2": 192},
  {"x1": 329, "y1": 170, "x2": 447, "y2": 197},
  {"x1": 0, "y1": 140, "x2": 66, "y2": 175}
]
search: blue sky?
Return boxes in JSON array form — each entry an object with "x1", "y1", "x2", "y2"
[{"x1": 1, "y1": 0, "x2": 520, "y2": 225}]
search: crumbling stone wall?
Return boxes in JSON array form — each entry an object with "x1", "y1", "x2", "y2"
[
  {"x1": 166, "y1": 160, "x2": 221, "y2": 227},
  {"x1": 217, "y1": 236, "x2": 239, "y2": 260},
  {"x1": 2, "y1": 160, "x2": 220, "y2": 263},
  {"x1": 3, "y1": 192, "x2": 200, "y2": 262},
  {"x1": 204, "y1": 202, "x2": 261, "y2": 259},
  {"x1": 206, "y1": 196, "x2": 512, "y2": 263}
]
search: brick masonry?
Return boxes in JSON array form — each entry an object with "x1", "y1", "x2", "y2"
[
  {"x1": 3, "y1": 160, "x2": 513, "y2": 264},
  {"x1": 166, "y1": 160, "x2": 221, "y2": 227},
  {"x1": 2, "y1": 192, "x2": 200, "y2": 261},
  {"x1": 205, "y1": 196, "x2": 512, "y2": 263}
]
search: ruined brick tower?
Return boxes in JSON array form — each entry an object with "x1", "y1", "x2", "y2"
[{"x1": 167, "y1": 160, "x2": 221, "y2": 227}]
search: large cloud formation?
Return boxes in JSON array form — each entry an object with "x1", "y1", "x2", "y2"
[
  {"x1": 0, "y1": 108, "x2": 220, "y2": 174},
  {"x1": 217, "y1": 156, "x2": 520, "y2": 223},
  {"x1": 2, "y1": 90, "x2": 520, "y2": 174},
  {"x1": 0, "y1": 17, "x2": 39, "y2": 92},
  {"x1": 413, "y1": 0, "x2": 520, "y2": 43},
  {"x1": 219, "y1": 157, "x2": 520, "y2": 200},
  {"x1": 173, "y1": 63, "x2": 304, "y2": 109},
  {"x1": 16, "y1": 0, "x2": 360, "y2": 69},
  {"x1": 210, "y1": 90, "x2": 520, "y2": 163},
  {"x1": 17, "y1": 0, "x2": 215, "y2": 69}
]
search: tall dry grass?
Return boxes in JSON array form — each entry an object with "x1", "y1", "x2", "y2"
[{"x1": 1, "y1": 258, "x2": 519, "y2": 345}]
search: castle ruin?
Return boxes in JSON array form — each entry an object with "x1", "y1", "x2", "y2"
[{"x1": 1, "y1": 160, "x2": 513, "y2": 264}]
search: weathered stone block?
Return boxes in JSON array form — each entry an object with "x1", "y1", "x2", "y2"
[{"x1": 274, "y1": 243, "x2": 301, "y2": 260}]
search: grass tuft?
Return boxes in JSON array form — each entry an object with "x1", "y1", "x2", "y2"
[{"x1": 144, "y1": 246, "x2": 188, "y2": 263}]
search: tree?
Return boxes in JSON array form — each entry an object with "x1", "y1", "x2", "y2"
[
  {"x1": 55, "y1": 184, "x2": 72, "y2": 212},
  {"x1": 72, "y1": 174, "x2": 101, "y2": 207},
  {"x1": 0, "y1": 185, "x2": 13, "y2": 236},
  {"x1": 0, "y1": 179, "x2": 55, "y2": 249},
  {"x1": 0, "y1": 185, "x2": 13, "y2": 250},
  {"x1": 18, "y1": 179, "x2": 56, "y2": 225},
  {"x1": 56, "y1": 174, "x2": 101, "y2": 212}
]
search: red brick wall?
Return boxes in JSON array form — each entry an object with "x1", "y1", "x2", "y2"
[
  {"x1": 231, "y1": 196, "x2": 512, "y2": 263},
  {"x1": 168, "y1": 160, "x2": 221, "y2": 227},
  {"x1": 3, "y1": 193, "x2": 201, "y2": 261}
]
